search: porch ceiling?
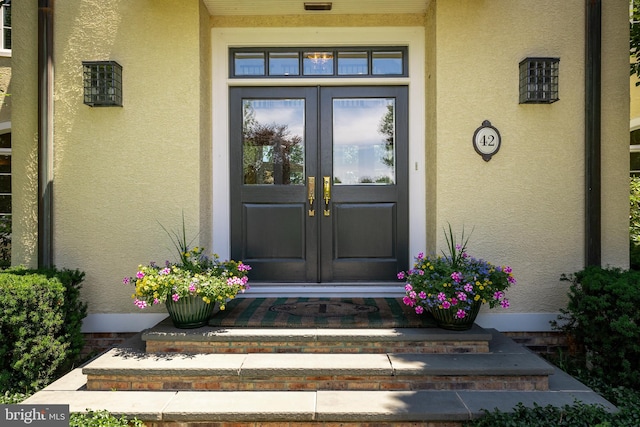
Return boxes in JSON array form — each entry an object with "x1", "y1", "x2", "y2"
[{"x1": 203, "y1": 0, "x2": 430, "y2": 16}]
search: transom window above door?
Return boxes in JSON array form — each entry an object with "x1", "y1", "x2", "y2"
[{"x1": 230, "y1": 47, "x2": 407, "y2": 78}]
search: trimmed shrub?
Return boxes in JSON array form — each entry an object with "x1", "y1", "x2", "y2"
[
  {"x1": 0, "y1": 268, "x2": 87, "y2": 392},
  {"x1": 469, "y1": 402, "x2": 613, "y2": 427},
  {"x1": 552, "y1": 266, "x2": 640, "y2": 390},
  {"x1": 69, "y1": 411, "x2": 144, "y2": 427}
]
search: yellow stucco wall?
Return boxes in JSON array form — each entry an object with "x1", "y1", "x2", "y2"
[
  {"x1": 433, "y1": 0, "x2": 628, "y2": 314},
  {"x1": 11, "y1": 1, "x2": 630, "y2": 322},
  {"x1": 13, "y1": 0, "x2": 209, "y2": 313}
]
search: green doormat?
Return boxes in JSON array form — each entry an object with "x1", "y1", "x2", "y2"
[{"x1": 208, "y1": 297, "x2": 437, "y2": 328}]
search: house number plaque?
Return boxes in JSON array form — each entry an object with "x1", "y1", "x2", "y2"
[{"x1": 472, "y1": 120, "x2": 501, "y2": 162}]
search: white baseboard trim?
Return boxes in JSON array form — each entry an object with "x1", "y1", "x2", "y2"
[{"x1": 81, "y1": 312, "x2": 562, "y2": 333}]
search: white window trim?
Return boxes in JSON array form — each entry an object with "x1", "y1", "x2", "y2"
[
  {"x1": 0, "y1": 4, "x2": 10, "y2": 57},
  {"x1": 210, "y1": 27, "x2": 426, "y2": 271}
]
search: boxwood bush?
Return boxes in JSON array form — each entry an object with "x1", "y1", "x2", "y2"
[
  {"x1": 553, "y1": 266, "x2": 640, "y2": 390},
  {"x1": 0, "y1": 267, "x2": 86, "y2": 392}
]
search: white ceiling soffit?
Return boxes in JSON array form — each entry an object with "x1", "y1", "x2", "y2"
[{"x1": 203, "y1": 0, "x2": 429, "y2": 16}]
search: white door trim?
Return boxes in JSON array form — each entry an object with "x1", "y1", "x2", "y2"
[{"x1": 211, "y1": 27, "x2": 425, "y2": 295}]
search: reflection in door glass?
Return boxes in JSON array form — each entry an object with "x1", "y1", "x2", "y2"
[
  {"x1": 333, "y1": 98, "x2": 395, "y2": 185},
  {"x1": 242, "y1": 99, "x2": 305, "y2": 185}
]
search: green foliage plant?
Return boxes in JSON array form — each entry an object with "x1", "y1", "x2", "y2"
[
  {"x1": 468, "y1": 402, "x2": 613, "y2": 427},
  {"x1": 0, "y1": 268, "x2": 87, "y2": 392},
  {"x1": 629, "y1": 177, "x2": 640, "y2": 269},
  {"x1": 552, "y1": 266, "x2": 640, "y2": 390},
  {"x1": 69, "y1": 410, "x2": 144, "y2": 427}
]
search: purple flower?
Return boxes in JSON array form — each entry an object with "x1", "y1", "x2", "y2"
[
  {"x1": 415, "y1": 305, "x2": 424, "y2": 314},
  {"x1": 172, "y1": 294, "x2": 180, "y2": 302},
  {"x1": 494, "y1": 291, "x2": 504, "y2": 300},
  {"x1": 464, "y1": 283, "x2": 473, "y2": 292},
  {"x1": 437, "y1": 292, "x2": 447, "y2": 302},
  {"x1": 457, "y1": 292, "x2": 467, "y2": 301},
  {"x1": 451, "y1": 272, "x2": 463, "y2": 283},
  {"x1": 500, "y1": 299, "x2": 510, "y2": 308},
  {"x1": 418, "y1": 291, "x2": 427, "y2": 299},
  {"x1": 456, "y1": 309, "x2": 466, "y2": 319},
  {"x1": 122, "y1": 277, "x2": 130, "y2": 285},
  {"x1": 397, "y1": 271, "x2": 405, "y2": 280},
  {"x1": 442, "y1": 301, "x2": 451, "y2": 309},
  {"x1": 417, "y1": 252, "x2": 424, "y2": 260}
]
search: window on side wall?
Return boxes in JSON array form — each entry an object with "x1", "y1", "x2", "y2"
[
  {"x1": 631, "y1": 129, "x2": 640, "y2": 176},
  {"x1": 0, "y1": 1, "x2": 10, "y2": 56}
]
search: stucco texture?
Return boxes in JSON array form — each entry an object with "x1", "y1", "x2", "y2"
[
  {"x1": 11, "y1": 0, "x2": 630, "y2": 321},
  {"x1": 433, "y1": 0, "x2": 629, "y2": 314}
]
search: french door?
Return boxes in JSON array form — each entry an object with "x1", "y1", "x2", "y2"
[{"x1": 230, "y1": 86, "x2": 408, "y2": 283}]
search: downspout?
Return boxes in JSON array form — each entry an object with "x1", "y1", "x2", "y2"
[
  {"x1": 38, "y1": 0, "x2": 54, "y2": 267},
  {"x1": 585, "y1": 0, "x2": 601, "y2": 267}
]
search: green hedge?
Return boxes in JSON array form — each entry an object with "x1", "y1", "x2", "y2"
[
  {"x1": 0, "y1": 268, "x2": 87, "y2": 392},
  {"x1": 553, "y1": 266, "x2": 640, "y2": 390}
]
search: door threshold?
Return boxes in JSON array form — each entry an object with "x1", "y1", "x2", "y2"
[{"x1": 241, "y1": 282, "x2": 404, "y2": 298}]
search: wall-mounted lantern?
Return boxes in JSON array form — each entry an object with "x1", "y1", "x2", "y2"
[
  {"x1": 519, "y1": 57, "x2": 559, "y2": 104},
  {"x1": 82, "y1": 61, "x2": 123, "y2": 107}
]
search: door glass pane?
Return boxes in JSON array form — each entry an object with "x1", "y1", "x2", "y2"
[
  {"x1": 235, "y1": 52, "x2": 265, "y2": 76},
  {"x1": 269, "y1": 52, "x2": 299, "y2": 76},
  {"x1": 333, "y1": 98, "x2": 395, "y2": 185},
  {"x1": 303, "y1": 52, "x2": 334, "y2": 75},
  {"x1": 242, "y1": 99, "x2": 305, "y2": 185},
  {"x1": 372, "y1": 51, "x2": 403, "y2": 75},
  {"x1": 338, "y1": 51, "x2": 368, "y2": 75}
]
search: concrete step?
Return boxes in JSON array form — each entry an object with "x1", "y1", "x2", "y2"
[
  {"x1": 23, "y1": 366, "x2": 616, "y2": 427},
  {"x1": 83, "y1": 348, "x2": 554, "y2": 392},
  {"x1": 143, "y1": 320, "x2": 493, "y2": 354}
]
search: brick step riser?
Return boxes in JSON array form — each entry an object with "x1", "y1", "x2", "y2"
[
  {"x1": 145, "y1": 340, "x2": 490, "y2": 354},
  {"x1": 86, "y1": 374, "x2": 548, "y2": 392}
]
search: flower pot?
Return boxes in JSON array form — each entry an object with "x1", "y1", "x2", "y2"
[
  {"x1": 430, "y1": 302, "x2": 481, "y2": 331},
  {"x1": 165, "y1": 294, "x2": 217, "y2": 328}
]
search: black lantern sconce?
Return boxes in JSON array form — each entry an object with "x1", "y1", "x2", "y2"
[
  {"x1": 519, "y1": 57, "x2": 559, "y2": 104},
  {"x1": 82, "y1": 61, "x2": 123, "y2": 107}
]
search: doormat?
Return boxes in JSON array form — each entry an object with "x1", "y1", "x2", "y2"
[{"x1": 207, "y1": 297, "x2": 437, "y2": 328}]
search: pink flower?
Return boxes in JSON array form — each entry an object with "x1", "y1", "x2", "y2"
[
  {"x1": 457, "y1": 292, "x2": 467, "y2": 301},
  {"x1": 418, "y1": 291, "x2": 427, "y2": 299},
  {"x1": 172, "y1": 294, "x2": 180, "y2": 302},
  {"x1": 456, "y1": 309, "x2": 466, "y2": 319},
  {"x1": 500, "y1": 299, "x2": 510, "y2": 308},
  {"x1": 464, "y1": 283, "x2": 473, "y2": 292},
  {"x1": 238, "y1": 263, "x2": 252, "y2": 272},
  {"x1": 397, "y1": 272, "x2": 405, "y2": 280},
  {"x1": 403, "y1": 296, "x2": 415, "y2": 307},
  {"x1": 451, "y1": 297, "x2": 458, "y2": 306},
  {"x1": 409, "y1": 291, "x2": 417, "y2": 299},
  {"x1": 442, "y1": 301, "x2": 451, "y2": 309},
  {"x1": 189, "y1": 283, "x2": 197, "y2": 292},
  {"x1": 160, "y1": 267, "x2": 171, "y2": 275},
  {"x1": 417, "y1": 252, "x2": 425, "y2": 259},
  {"x1": 418, "y1": 270, "x2": 425, "y2": 276},
  {"x1": 437, "y1": 292, "x2": 447, "y2": 302},
  {"x1": 494, "y1": 291, "x2": 504, "y2": 300},
  {"x1": 451, "y1": 272, "x2": 463, "y2": 283},
  {"x1": 122, "y1": 277, "x2": 130, "y2": 285},
  {"x1": 415, "y1": 306, "x2": 424, "y2": 314},
  {"x1": 133, "y1": 298, "x2": 147, "y2": 309},
  {"x1": 136, "y1": 271, "x2": 145, "y2": 279},
  {"x1": 404, "y1": 283, "x2": 413, "y2": 292}
]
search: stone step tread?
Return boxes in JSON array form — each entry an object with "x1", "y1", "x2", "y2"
[
  {"x1": 82, "y1": 348, "x2": 555, "y2": 377},
  {"x1": 22, "y1": 388, "x2": 616, "y2": 423},
  {"x1": 142, "y1": 324, "x2": 494, "y2": 343}
]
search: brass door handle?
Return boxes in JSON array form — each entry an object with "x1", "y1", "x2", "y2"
[
  {"x1": 323, "y1": 176, "x2": 331, "y2": 216},
  {"x1": 307, "y1": 177, "x2": 315, "y2": 217}
]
